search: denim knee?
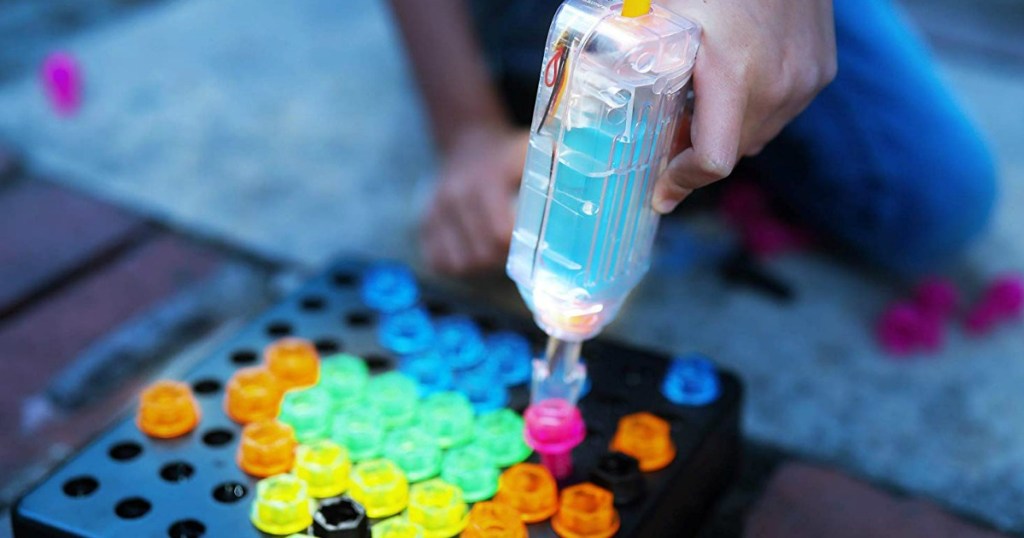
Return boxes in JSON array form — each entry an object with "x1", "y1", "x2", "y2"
[{"x1": 876, "y1": 130, "x2": 998, "y2": 275}]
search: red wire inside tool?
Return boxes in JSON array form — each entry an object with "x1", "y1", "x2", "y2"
[{"x1": 545, "y1": 47, "x2": 566, "y2": 87}]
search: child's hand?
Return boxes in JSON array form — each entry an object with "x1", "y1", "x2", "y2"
[
  {"x1": 422, "y1": 126, "x2": 529, "y2": 275},
  {"x1": 653, "y1": 0, "x2": 837, "y2": 214}
]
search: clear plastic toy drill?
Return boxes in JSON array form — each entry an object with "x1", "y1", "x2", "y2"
[{"x1": 506, "y1": 0, "x2": 700, "y2": 477}]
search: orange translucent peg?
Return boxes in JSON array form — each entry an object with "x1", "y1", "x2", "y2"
[
  {"x1": 609, "y1": 412, "x2": 676, "y2": 471},
  {"x1": 238, "y1": 420, "x2": 297, "y2": 477},
  {"x1": 264, "y1": 338, "x2": 320, "y2": 389},
  {"x1": 136, "y1": 380, "x2": 200, "y2": 439},
  {"x1": 225, "y1": 367, "x2": 284, "y2": 423},
  {"x1": 463, "y1": 502, "x2": 527, "y2": 538},
  {"x1": 550, "y1": 483, "x2": 619, "y2": 538},
  {"x1": 493, "y1": 463, "x2": 558, "y2": 523}
]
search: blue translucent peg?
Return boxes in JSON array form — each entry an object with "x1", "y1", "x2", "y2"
[
  {"x1": 399, "y1": 350, "x2": 453, "y2": 397},
  {"x1": 485, "y1": 332, "x2": 533, "y2": 387},
  {"x1": 360, "y1": 262, "x2": 419, "y2": 313},
  {"x1": 434, "y1": 316, "x2": 485, "y2": 371},
  {"x1": 379, "y1": 307, "x2": 434, "y2": 354},
  {"x1": 662, "y1": 353, "x2": 720, "y2": 406},
  {"x1": 455, "y1": 367, "x2": 508, "y2": 414}
]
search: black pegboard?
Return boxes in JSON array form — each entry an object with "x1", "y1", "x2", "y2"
[{"x1": 12, "y1": 260, "x2": 742, "y2": 538}]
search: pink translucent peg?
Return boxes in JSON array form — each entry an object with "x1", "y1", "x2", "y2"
[{"x1": 523, "y1": 399, "x2": 585, "y2": 480}]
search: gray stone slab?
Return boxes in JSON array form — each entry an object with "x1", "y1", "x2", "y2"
[
  {"x1": 0, "y1": 0, "x2": 1022, "y2": 531},
  {"x1": 0, "y1": 0, "x2": 434, "y2": 267}
]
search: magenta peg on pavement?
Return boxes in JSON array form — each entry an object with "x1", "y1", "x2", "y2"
[
  {"x1": 913, "y1": 277, "x2": 960, "y2": 319},
  {"x1": 743, "y1": 217, "x2": 814, "y2": 258},
  {"x1": 965, "y1": 274, "x2": 1024, "y2": 336},
  {"x1": 523, "y1": 398, "x2": 585, "y2": 479},
  {"x1": 41, "y1": 52, "x2": 82, "y2": 116},
  {"x1": 986, "y1": 275, "x2": 1024, "y2": 319},
  {"x1": 719, "y1": 182, "x2": 769, "y2": 228},
  {"x1": 965, "y1": 304, "x2": 1000, "y2": 336},
  {"x1": 917, "y1": 311, "x2": 944, "y2": 352},
  {"x1": 877, "y1": 301, "x2": 934, "y2": 356},
  {"x1": 720, "y1": 182, "x2": 813, "y2": 258}
]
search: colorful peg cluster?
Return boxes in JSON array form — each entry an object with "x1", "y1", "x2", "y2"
[
  {"x1": 138, "y1": 336, "x2": 535, "y2": 536},
  {"x1": 134, "y1": 340, "x2": 671, "y2": 537},
  {"x1": 129, "y1": 262, "x2": 715, "y2": 537},
  {"x1": 14, "y1": 257, "x2": 742, "y2": 538}
]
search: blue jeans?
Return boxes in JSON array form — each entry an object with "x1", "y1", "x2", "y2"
[
  {"x1": 757, "y1": 0, "x2": 996, "y2": 274},
  {"x1": 473, "y1": 0, "x2": 997, "y2": 274}
]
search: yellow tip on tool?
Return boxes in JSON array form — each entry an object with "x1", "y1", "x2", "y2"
[{"x1": 621, "y1": 0, "x2": 651, "y2": 18}]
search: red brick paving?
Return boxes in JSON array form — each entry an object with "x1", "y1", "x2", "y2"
[
  {"x1": 0, "y1": 181, "x2": 145, "y2": 316},
  {"x1": 0, "y1": 233, "x2": 222, "y2": 479},
  {"x1": 745, "y1": 463, "x2": 1006, "y2": 538}
]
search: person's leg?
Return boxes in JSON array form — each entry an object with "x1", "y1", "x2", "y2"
[{"x1": 757, "y1": 0, "x2": 997, "y2": 275}]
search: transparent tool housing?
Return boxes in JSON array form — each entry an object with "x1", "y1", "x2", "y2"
[{"x1": 507, "y1": 0, "x2": 701, "y2": 341}]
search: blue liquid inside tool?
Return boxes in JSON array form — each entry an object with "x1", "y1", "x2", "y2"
[
  {"x1": 485, "y1": 332, "x2": 533, "y2": 387},
  {"x1": 662, "y1": 354, "x2": 720, "y2": 406},
  {"x1": 508, "y1": 107, "x2": 666, "y2": 340},
  {"x1": 399, "y1": 350, "x2": 453, "y2": 397},
  {"x1": 545, "y1": 124, "x2": 646, "y2": 287},
  {"x1": 360, "y1": 262, "x2": 419, "y2": 312},
  {"x1": 379, "y1": 307, "x2": 434, "y2": 354},
  {"x1": 434, "y1": 316, "x2": 485, "y2": 371}
]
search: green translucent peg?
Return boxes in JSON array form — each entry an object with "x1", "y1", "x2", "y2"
[
  {"x1": 417, "y1": 392, "x2": 475, "y2": 449},
  {"x1": 367, "y1": 372, "x2": 420, "y2": 430},
  {"x1": 473, "y1": 409, "x2": 532, "y2": 467},
  {"x1": 332, "y1": 405, "x2": 386, "y2": 461},
  {"x1": 440, "y1": 445, "x2": 499, "y2": 503},
  {"x1": 278, "y1": 386, "x2": 332, "y2": 443},
  {"x1": 320, "y1": 354, "x2": 370, "y2": 410},
  {"x1": 383, "y1": 424, "x2": 442, "y2": 482},
  {"x1": 333, "y1": 394, "x2": 366, "y2": 415}
]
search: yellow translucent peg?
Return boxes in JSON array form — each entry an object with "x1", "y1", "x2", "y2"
[
  {"x1": 349, "y1": 459, "x2": 409, "y2": 518},
  {"x1": 406, "y1": 479, "x2": 469, "y2": 538},
  {"x1": 372, "y1": 517, "x2": 426, "y2": 538},
  {"x1": 250, "y1": 474, "x2": 314, "y2": 536},
  {"x1": 293, "y1": 440, "x2": 351, "y2": 498}
]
